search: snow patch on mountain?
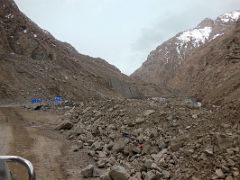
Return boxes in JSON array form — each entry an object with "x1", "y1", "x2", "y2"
[
  {"x1": 219, "y1": 11, "x2": 240, "y2": 23},
  {"x1": 175, "y1": 27, "x2": 212, "y2": 56},
  {"x1": 5, "y1": 13, "x2": 14, "y2": 19},
  {"x1": 177, "y1": 27, "x2": 212, "y2": 46},
  {"x1": 212, "y1": 33, "x2": 224, "y2": 40},
  {"x1": 139, "y1": 11, "x2": 240, "y2": 67}
]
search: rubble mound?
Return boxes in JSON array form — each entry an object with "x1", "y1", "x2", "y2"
[{"x1": 58, "y1": 98, "x2": 240, "y2": 179}]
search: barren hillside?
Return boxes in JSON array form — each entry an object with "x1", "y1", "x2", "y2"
[
  {"x1": 131, "y1": 11, "x2": 240, "y2": 91},
  {"x1": 0, "y1": 0, "x2": 163, "y2": 104},
  {"x1": 169, "y1": 20, "x2": 240, "y2": 104}
]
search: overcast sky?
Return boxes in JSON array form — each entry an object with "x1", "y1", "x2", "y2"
[{"x1": 15, "y1": 0, "x2": 240, "y2": 75}]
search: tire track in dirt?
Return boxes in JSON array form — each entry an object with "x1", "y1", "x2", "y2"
[
  {"x1": 0, "y1": 107, "x2": 66, "y2": 180},
  {"x1": 0, "y1": 110, "x2": 13, "y2": 154}
]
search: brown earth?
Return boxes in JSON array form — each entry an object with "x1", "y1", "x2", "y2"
[
  {"x1": 0, "y1": 106, "x2": 96, "y2": 180},
  {"x1": 0, "y1": 107, "x2": 66, "y2": 179}
]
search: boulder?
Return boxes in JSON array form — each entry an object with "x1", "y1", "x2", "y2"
[
  {"x1": 100, "y1": 173, "x2": 111, "y2": 180},
  {"x1": 32, "y1": 105, "x2": 43, "y2": 110},
  {"x1": 225, "y1": 176, "x2": 234, "y2": 180},
  {"x1": 91, "y1": 141, "x2": 103, "y2": 151},
  {"x1": 136, "y1": 117, "x2": 145, "y2": 124},
  {"x1": 56, "y1": 121, "x2": 73, "y2": 130},
  {"x1": 162, "y1": 170, "x2": 170, "y2": 179},
  {"x1": 97, "y1": 158, "x2": 108, "y2": 168},
  {"x1": 109, "y1": 165, "x2": 130, "y2": 180},
  {"x1": 81, "y1": 165, "x2": 94, "y2": 178},
  {"x1": 129, "y1": 172, "x2": 142, "y2": 180},
  {"x1": 215, "y1": 169, "x2": 224, "y2": 178},
  {"x1": 144, "y1": 170, "x2": 161, "y2": 180},
  {"x1": 71, "y1": 144, "x2": 80, "y2": 152},
  {"x1": 204, "y1": 146, "x2": 214, "y2": 155},
  {"x1": 93, "y1": 167, "x2": 102, "y2": 177},
  {"x1": 144, "y1": 110, "x2": 155, "y2": 117},
  {"x1": 151, "y1": 149, "x2": 167, "y2": 162},
  {"x1": 191, "y1": 176, "x2": 200, "y2": 180},
  {"x1": 112, "y1": 138, "x2": 129, "y2": 153},
  {"x1": 131, "y1": 145, "x2": 141, "y2": 154},
  {"x1": 144, "y1": 159, "x2": 153, "y2": 170}
]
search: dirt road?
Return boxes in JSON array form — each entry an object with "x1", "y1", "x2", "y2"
[{"x1": 0, "y1": 107, "x2": 67, "y2": 180}]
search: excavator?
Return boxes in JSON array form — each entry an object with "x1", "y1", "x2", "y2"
[{"x1": 0, "y1": 156, "x2": 35, "y2": 180}]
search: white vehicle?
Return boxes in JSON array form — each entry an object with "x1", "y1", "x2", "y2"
[{"x1": 0, "y1": 156, "x2": 35, "y2": 180}]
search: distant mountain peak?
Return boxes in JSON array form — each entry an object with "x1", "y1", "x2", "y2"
[
  {"x1": 175, "y1": 11, "x2": 240, "y2": 52},
  {"x1": 176, "y1": 26, "x2": 212, "y2": 49},
  {"x1": 197, "y1": 18, "x2": 214, "y2": 28},
  {"x1": 217, "y1": 10, "x2": 240, "y2": 23},
  {"x1": 1, "y1": 0, "x2": 19, "y2": 11},
  {"x1": 131, "y1": 10, "x2": 240, "y2": 87}
]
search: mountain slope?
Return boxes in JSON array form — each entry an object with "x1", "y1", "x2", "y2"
[
  {"x1": 169, "y1": 19, "x2": 240, "y2": 104},
  {"x1": 131, "y1": 11, "x2": 240, "y2": 88},
  {"x1": 0, "y1": 0, "x2": 162, "y2": 103}
]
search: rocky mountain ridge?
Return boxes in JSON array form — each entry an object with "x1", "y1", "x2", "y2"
[
  {"x1": 169, "y1": 19, "x2": 240, "y2": 104},
  {"x1": 0, "y1": 0, "x2": 162, "y2": 103},
  {"x1": 131, "y1": 11, "x2": 240, "y2": 88}
]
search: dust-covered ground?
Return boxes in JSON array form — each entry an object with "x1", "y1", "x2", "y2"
[{"x1": 0, "y1": 107, "x2": 93, "y2": 180}]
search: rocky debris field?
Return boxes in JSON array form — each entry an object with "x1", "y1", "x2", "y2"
[{"x1": 56, "y1": 98, "x2": 240, "y2": 180}]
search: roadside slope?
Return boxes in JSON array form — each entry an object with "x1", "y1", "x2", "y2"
[{"x1": 0, "y1": 0, "x2": 162, "y2": 103}]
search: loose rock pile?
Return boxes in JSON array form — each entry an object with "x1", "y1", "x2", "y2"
[{"x1": 57, "y1": 98, "x2": 240, "y2": 180}]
